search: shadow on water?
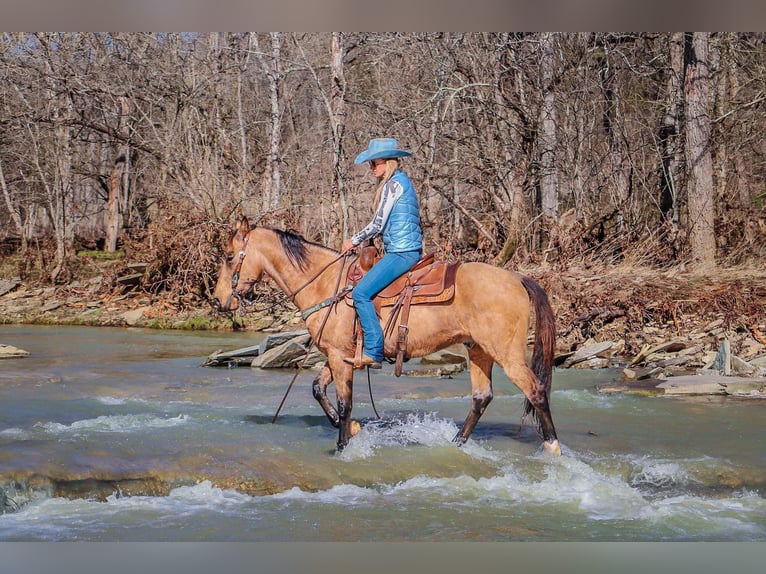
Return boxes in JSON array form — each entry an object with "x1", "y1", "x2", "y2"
[{"x1": 243, "y1": 414, "x2": 330, "y2": 427}]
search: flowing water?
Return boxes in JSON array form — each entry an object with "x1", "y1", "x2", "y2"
[{"x1": 0, "y1": 324, "x2": 764, "y2": 542}]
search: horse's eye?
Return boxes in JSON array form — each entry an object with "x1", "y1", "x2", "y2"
[{"x1": 226, "y1": 253, "x2": 234, "y2": 263}]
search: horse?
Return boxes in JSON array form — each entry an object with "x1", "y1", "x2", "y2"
[{"x1": 211, "y1": 216, "x2": 561, "y2": 456}]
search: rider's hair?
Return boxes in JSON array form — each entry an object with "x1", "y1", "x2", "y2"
[{"x1": 372, "y1": 158, "x2": 401, "y2": 210}]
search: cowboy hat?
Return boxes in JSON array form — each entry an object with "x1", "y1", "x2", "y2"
[{"x1": 354, "y1": 138, "x2": 412, "y2": 164}]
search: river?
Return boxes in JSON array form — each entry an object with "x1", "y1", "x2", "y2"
[{"x1": 0, "y1": 324, "x2": 764, "y2": 542}]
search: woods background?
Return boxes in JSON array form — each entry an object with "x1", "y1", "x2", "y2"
[{"x1": 1, "y1": 32, "x2": 765, "y2": 307}]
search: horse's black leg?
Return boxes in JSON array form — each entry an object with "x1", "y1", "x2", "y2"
[
  {"x1": 336, "y1": 395, "x2": 353, "y2": 451},
  {"x1": 505, "y1": 362, "x2": 561, "y2": 455},
  {"x1": 453, "y1": 345, "x2": 494, "y2": 445},
  {"x1": 330, "y1": 359, "x2": 355, "y2": 451},
  {"x1": 526, "y1": 384, "x2": 559, "y2": 445},
  {"x1": 311, "y1": 366, "x2": 339, "y2": 428},
  {"x1": 454, "y1": 393, "x2": 493, "y2": 445}
]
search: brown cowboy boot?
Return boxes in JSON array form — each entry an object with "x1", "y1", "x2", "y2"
[{"x1": 343, "y1": 354, "x2": 382, "y2": 370}]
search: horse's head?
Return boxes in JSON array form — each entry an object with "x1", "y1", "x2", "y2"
[{"x1": 211, "y1": 216, "x2": 263, "y2": 312}]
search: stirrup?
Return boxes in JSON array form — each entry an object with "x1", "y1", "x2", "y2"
[{"x1": 343, "y1": 355, "x2": 382, "y2": 370}]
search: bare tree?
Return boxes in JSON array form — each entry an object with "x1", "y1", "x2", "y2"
[
  {"x1": 660, "y1": 32, "x2": 685, "y2": 235},
  {"x1": 2, "y1": 32, "x2": 765, "y2": 297},
  {"x1": 105, "y1": 96, "x2": 132, "y2": 252},
  {"x1": 253, "y1": 32, "x2": 284, "y2": 213},
  {"x1": 329, "y1": 32, "x2": 348, "y2": 244},
  {"x1": 537, "y1": 33, "x2": 559, "y2": 253},
  {"x1": 684, "y1": 32, "x2": 717, "y2": 268}
]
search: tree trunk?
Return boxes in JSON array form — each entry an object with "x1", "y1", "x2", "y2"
[
  {"x1": 538, "y1": 33, "x2": 558, "y2": 253},
  {"x1": 105, "y1": 96, "x2": 131, "y2": 252},
  {"x1": 255, "y1": 32, "x2": 283, "y2": 214},
  {"x1": 660, "y1": 32, "x2": 685, "y2": 233},
  {"x1": 0, "y1": 155, "x2": 27, "y2": 249},
  {"x1": 330, "y1": 32, "x2": 348, "y2": 246},
  {"x1": 599, "y1": 41, "x2": 630, "y2": 232},
  {"x1": 684, "y1": 32, "x2": 716, "y2": 269}
]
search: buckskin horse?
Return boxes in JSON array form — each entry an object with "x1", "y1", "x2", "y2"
[{"x1": 211, "y1": 216, "x2": 561, "y2": 456}]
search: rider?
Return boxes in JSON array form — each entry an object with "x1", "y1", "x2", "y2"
[{"x1": 341, "y1": 138, "x2": 424, "y2": 369}]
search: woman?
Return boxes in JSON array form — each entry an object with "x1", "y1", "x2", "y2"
[{"x1": 341, "y1": 138, "x2": 424, "y2": 369}]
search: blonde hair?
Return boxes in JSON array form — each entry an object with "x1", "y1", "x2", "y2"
[{"x1": 372, "y1": 158, "x2": 400, "y2": 209}]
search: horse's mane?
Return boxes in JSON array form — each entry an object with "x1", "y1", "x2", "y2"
[{"x1": 265, "y1": 227, "x2": 338, "y2": 271}]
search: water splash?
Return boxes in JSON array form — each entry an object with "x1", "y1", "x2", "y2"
[
  {"x1": 336, "y1": 412, "x2": 501, "y2": 463},
  {"x1": 35, "y1": 413, "x2": 189, "y2": 436}
]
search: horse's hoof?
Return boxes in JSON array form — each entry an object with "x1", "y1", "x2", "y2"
[
  {"x1": 350, "y1": 420, "x2": 361, "y2": 437},
  {"x1": 451, "y1": 434, "x2": 467, "y2": 447},
  {"x1": 544, "y1": 439, "x2": 561, "y2": 456}
]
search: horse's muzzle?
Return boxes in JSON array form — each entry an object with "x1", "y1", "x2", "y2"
[{"x1": 208, "y1": 296, "x2": 230, "y2": 314}]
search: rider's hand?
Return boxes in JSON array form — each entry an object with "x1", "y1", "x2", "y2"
[{"x1": 341, "y1": 239, "x2": 356, "y2": 254}]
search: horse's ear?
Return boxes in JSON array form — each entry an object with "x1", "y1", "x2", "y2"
[{"x1": 237, "y1": 216, "x2": 250, "y2": 237}]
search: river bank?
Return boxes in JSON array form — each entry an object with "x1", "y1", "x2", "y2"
[{"x1": 2, "y1": 263, "x2": 765, "y2": 390}]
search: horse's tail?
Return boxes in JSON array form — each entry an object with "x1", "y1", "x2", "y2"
[{"x1": 520, "y1": 275, "x2": 556, "y2": 421}]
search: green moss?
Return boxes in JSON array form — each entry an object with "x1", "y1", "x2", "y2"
[
  {"x1": 76, "y1": 250, "x2": 126, "y2": 260},
  {"x1": 174, "y1": 315, "x2": 211, "y2": 330}
]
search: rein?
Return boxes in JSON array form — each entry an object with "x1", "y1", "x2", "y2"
[
  {"x1": 229, "y1": 231, "x2": 349, "y2": 316},
  {"x1": 227, "y1": 236, "x2": 381, "y2": 423},
  {"x1": 272, "y1": 249, "x2": 357, "y2": 423},
  {"x1": 286, "y1": 251, "x2": 349, "y2": 300}
]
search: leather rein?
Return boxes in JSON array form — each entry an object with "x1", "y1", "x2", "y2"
[
  {"x1": 227, "y1": 232, "x2": 380, "y2": 424},
  {"x1": 228, "y1": 230, "x2": 351, "y2": 318}
]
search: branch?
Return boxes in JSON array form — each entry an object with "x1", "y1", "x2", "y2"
[{"x1": 428, "y1": 183, "x2": 498, "y2": 249}]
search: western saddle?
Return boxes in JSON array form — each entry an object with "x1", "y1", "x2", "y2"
[{"x1": 347, "y1": 246, "x2": 460, "y2": 376}]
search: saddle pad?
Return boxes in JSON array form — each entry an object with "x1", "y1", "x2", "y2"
[{"x1": 377, "y1": 261, "x2": 460, "y2": 306}]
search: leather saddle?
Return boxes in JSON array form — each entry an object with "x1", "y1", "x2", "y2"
[{"x1": 347, "y1": 245, "x2": 460, "y2": 375}]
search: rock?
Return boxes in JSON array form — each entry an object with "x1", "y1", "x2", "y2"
[
  {"x1": 400, "y1": 346, "x2": 468, "y2": 377},
  {"x1": 600, "y1": 370, "x2": 766, "y2": 397},
  {"x1": 657, "y1": 375, "x2": 727, "y2": 395},
  {"x1": 596, "y1": 378, "x2": 666, "y2": 396},
  {"x1": 561, "y1": 341, "x2": 613, "y2": 367},
  {"x1": 630, "y1": 339, "x2": 688, "y2": 366},
  {"x1": 657, "y1": 373, "x2": 766, "y2": 396},
  {"x1": 656, "y1": 356, "x2": 689, "y2": 368},
  {"x1": 251, "y1": 334, "x2": 325, "y2": 369},
  {"x1": 0, "y1": 344, "x2": 29, "y2": 358},
  {"x1": 401, "y1": 361, "x2": 466, "y2": 377},
  {"x1": 40, "y1": 300, "x2": 64, "y2": 312},
  {"x1": 121, "y1": 306, "x2": 151, "y2": 326},
  {"x1": 115, "y1": 273, "x2": 144, "y2": 293},
  {"x1": 0, "y1": 278, "x2": 21, "y2": 297},
  {"x1": 572, "y1": 357, "x2": 610, "y2": 369},
  {"x1": 731, "y1": 355, "x2": 757, "y2": 376},
  {"x1": 201, "y1": 344, "x2": 261, "y2": 367},
  {"x1": 710, "y1": 339, "x2": 731, "y2": 375},
  {"x1": 419, "y1": 348, "x2": 467, "y2": 367},
  {"x1": 622, "y1": 367, "x2": 638, "y2": 380},
  {"x1": 702, "y1": 318, "x2": 724, "y2": 332},
  {"x1": 624, "y1": 366, "x2": 665, "y2": 380},
  {"x1": 260, "y1": 330, "x2": 310, "y2": 354}
]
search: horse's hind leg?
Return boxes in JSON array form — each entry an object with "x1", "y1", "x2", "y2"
[
  {"x1": 503, "y1": 361, "x2": 560, "y2": 455},
  {"x1": 312, "y1": 365, "x2": 339, "y2": 428},
  {"x1": 454, "y1": 345, "x2": 494, "y2": 445}
]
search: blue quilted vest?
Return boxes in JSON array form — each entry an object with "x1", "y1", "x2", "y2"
[{"x1": 383, "y1": 170, "x2": 423, "y2": 253}]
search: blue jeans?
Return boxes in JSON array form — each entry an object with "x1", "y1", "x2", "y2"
[{"x1": 352, "y1": 250, "x2": 422, "y2": 362}]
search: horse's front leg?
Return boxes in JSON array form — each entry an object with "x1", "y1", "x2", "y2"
[
  {"x1": 312, "y1": 365, "x2": 339, "y2": 428},
  {"x1": 328, "y1": 355, "x2": 356, "y2": 451}
]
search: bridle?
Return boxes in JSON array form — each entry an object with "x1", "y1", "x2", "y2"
[
  {"x1": 221, "y1": 232, "x2": 254, "y2": 313},
  {"x1": 223, "y1": 230, "x2": 351, "y2": 319}
]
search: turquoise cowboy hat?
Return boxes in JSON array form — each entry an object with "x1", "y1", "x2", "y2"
[{"x1": 354, "y1": 138, "x2": 412, "y2": 164}]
